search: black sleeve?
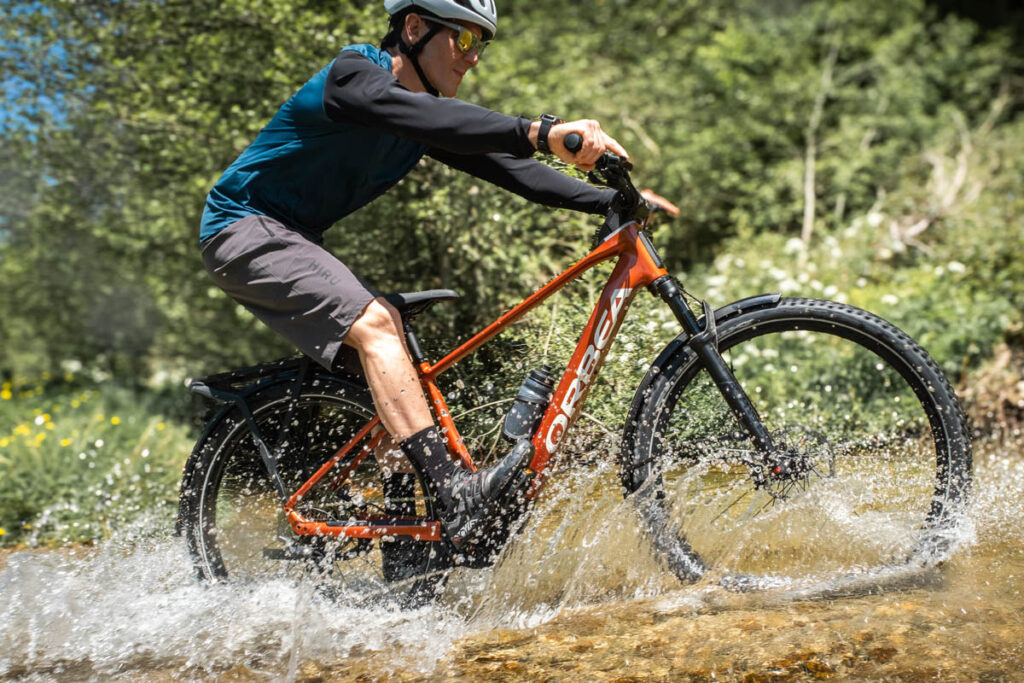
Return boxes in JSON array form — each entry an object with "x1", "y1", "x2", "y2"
[
  {"x1": 323, "y1": 51, "x2": 535, "y2": 158},
  {"x1": 427, "y1": 149, "x2": 617, "y2": 216}
]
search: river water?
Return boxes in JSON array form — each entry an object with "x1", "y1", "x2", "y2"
[{"x1": 1, "y1": 437, "x2": 1021, "y2": 681}]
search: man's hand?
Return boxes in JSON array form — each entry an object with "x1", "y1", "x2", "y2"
[
  {"x1": 639, "y1": 189, "x2": 680, "y2": 216},
  {"x1": 530, "y1": 118, "x2": 628, "y2": 171}
]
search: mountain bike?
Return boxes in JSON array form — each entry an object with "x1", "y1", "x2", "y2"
[{"x1": 177, "y1": 136, "x2": 972, "y2": 602}]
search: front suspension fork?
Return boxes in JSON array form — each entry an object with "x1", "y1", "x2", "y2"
[{"x1": 650, "y1": 277, "x2": 776, "y2": 465}]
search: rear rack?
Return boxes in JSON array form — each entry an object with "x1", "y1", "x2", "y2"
[{"x1": 191, "y1": 355, "x2": 306, "y2": 391}]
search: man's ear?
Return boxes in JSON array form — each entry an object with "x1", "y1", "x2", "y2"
[{"x1": 403, "y1": 13, "x2": 427, "y2": 44}]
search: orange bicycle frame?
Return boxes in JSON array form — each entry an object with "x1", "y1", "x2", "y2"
[{"x1": 284, "y1": 219, "x2": 669, "y2": 540}]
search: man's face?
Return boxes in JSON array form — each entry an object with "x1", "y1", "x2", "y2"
[{"x1": 416, "y1": 18, "x2": 484, "y2": 97}]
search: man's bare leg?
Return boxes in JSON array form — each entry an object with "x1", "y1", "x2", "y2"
[
  {"x1": 344, "y1": 297, "x2": 533, "y2": 544},
  {"x1": 344, "y1": 299, "x2": 433, "y2": 442}
]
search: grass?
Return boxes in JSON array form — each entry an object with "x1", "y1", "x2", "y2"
[{"x1": 0, "y1": 375, "x2": 195, "y2": 547}]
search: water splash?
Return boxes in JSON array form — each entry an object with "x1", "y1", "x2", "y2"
[
  {"x1": 1, "y1": 437, "x2": 1021, "y2": 679},
  {"x1": 0, "y1": 522, "x2": 466, "y2": 679}
]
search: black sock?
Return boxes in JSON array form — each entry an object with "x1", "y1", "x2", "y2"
[{"x1": 400, "y1": 427, "x2": 459, "y2": 509}]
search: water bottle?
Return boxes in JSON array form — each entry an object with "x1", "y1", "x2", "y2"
[{"x1": 501, "y1": 365, "x2": 556, "y2": 442}]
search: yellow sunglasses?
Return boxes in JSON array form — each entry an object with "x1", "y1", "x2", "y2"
[{"x1": 429, "y1": 18, "x2": 491, "y2": 58}]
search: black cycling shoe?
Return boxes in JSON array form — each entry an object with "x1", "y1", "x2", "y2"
[{"x1": 438, "y1": 440, "x2": 534, "y2": 546}]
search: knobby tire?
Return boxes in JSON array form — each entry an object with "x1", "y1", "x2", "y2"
[{"x1": 622, "y1": 298, "x2": 972, "y2": 586}]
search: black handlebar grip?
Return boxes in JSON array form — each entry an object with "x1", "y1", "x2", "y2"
[{"x1": 564, "y1": 132, "x2": 583, "y2": 154}]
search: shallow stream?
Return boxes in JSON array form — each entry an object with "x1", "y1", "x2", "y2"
[{"x1": 1, "y1": 438, "x2": 1021, "y2": 681}]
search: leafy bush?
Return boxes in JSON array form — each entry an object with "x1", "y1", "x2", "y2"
[{"x1": 0, "y1": 377, "x2": 193, "y2": 546}]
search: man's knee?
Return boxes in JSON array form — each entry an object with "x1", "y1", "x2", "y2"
[{"x1": 346, "y1": 299, "x2": 404, "y2": 354}]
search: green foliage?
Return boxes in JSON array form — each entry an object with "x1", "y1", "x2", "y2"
[
  {"x1": 0, "y1": 376, "x2": 194, "y2": 546},
  {"x1": 0, "y1": 0, "x2": 1021, "y2": 393},
  {"x1": 680, "y1": 116, "x2": 1024, "y2": 382}
]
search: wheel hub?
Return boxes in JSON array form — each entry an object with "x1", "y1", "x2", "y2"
[{"x1": 759, "y1": 426, "x2": 834, "y2": 501}]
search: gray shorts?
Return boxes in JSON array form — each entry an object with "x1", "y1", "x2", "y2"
[{"x1": 201, "y1": 214, "x2": 376, "y2": 370}]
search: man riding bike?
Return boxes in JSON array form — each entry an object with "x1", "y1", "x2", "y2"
[{"x1": 199, "y1": 0, "x2": 663, "y2": 544}]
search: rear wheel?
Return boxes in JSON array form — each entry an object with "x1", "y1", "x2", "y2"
[
  {"x1": 179, "y1": 378, "x2": 445, "y2": 603},
  {"x1": 623, "y1": 298, "x2": 972, "y2": 585}
]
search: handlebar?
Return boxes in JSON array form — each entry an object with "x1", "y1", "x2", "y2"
[
  {"x1": 560, "y1": 132, "x2": 656, "y2": 248},
  {"x1": 562, "y1": 133, "x2": 644, "y2": 222},
  {"x1": 564, "y1": 132, "x2": 584, "y2": 154}
]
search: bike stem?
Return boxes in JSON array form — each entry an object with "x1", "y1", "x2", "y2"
[{"x1": 649, "y1": 276, "x2": 776, "y2": 459}]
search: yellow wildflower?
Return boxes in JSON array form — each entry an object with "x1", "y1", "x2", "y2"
[
  {"x1": 0, "y1": 438, "x2": 9, "y2": 448},
  {"x1": 0, "y1": 528, "x2": 5, "y2": 536},
  {"x1": 111, "y1": 416, "x2": 121, "y2": 426},
  {"x1": 157, "y1": 422, "x2": 166, "y2": 430},
  {"x1": 0, "y1": 389, "x2": 11, "y2": 401},
  {"x1": 14, "y1": 424, "x2": 30, "y2": 437},
  {"x1": 71, "y1": 399, "x2": 80, "y2": 408},
  {"x1": 60, "y1": 438, "x2": 72, "y2": 447}
]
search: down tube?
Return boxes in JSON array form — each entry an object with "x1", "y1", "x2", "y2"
[{"x1": 528, "y1": 246, "x2": 665, "y2": 482}]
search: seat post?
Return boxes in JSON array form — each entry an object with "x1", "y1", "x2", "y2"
[{"x1": 403, "y1": 320, "x2": 427, "y2": 365}]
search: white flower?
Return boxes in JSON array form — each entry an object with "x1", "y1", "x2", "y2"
[
  {"x1": 947, "y1": 261, "x2": 966, "y2": 273},
  {"x1": 779, "y1": 278, "x2": 800, "y2": 293},
  {"x1": 707, "y1": 275, "x2": 727, "y2": 288}
]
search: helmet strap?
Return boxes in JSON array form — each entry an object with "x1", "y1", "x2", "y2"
[{"x1": 398, "y1": 25, "x2": 443, "y2": 97}]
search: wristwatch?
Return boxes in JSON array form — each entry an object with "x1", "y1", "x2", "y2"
[{"x1": 536, "y1": 114, "x2": 563, "y2": 154}]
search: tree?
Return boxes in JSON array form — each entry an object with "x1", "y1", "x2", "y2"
[{"x1": 0, "y1": 0, "x2": 1018, "y2": 380}]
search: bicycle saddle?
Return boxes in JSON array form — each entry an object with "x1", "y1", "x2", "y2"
[{"x1": 383, "y1": 289, "x2": 461, "y2": 319}]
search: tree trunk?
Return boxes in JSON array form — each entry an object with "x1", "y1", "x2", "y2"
[{"x1": 800, "y1": 41, "x2": 840, "y2": 257}]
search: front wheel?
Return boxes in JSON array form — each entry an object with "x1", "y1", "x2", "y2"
[{"x1": 622, "y1": 298, "x2": 972, "y2": 585}]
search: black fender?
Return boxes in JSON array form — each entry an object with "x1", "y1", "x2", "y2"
[{"x1": 619, "y1": 292, "x2": 781, "y2": 488}]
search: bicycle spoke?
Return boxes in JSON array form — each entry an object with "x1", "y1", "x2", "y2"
[{"x1": 702, "y1": 487, "x2": 750, "y2": 525}]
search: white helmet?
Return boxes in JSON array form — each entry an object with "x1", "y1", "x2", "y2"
[{"x1": 385, "y1": 0, "x2": 497, "y2": 41}]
